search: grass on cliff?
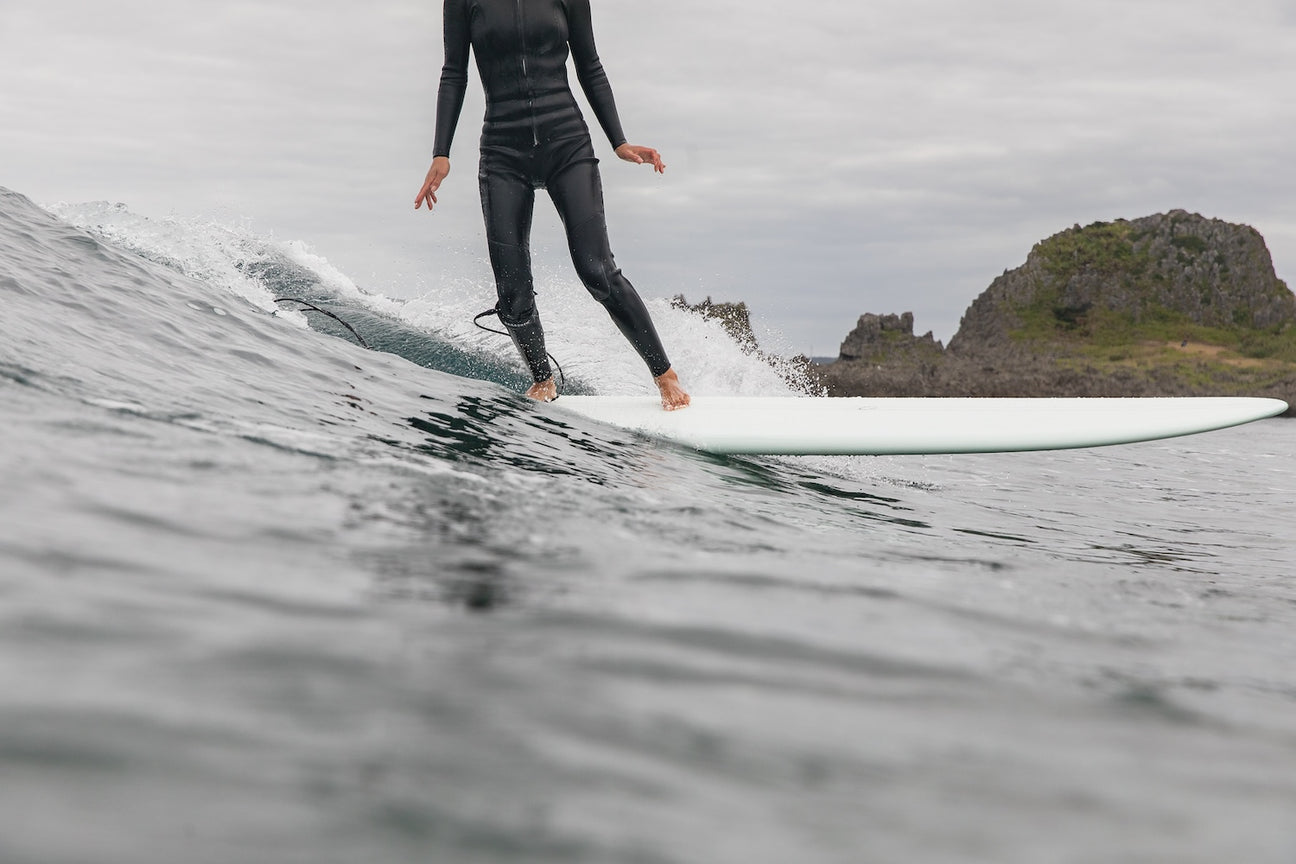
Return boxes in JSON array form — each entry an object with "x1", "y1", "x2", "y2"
[
  {"x1": 1030, "y1": 216, "x2": 1265, "y2": 284},
  {"x1": 1034, "y1": 220, "x2": 1151, "y2": 284},
  {"x1": 1010, "y1": 290, "x2": 1296, "y2": 388},
  {"x1": 1014, "y1": 297, "x2": 1296, "y2": 360}
]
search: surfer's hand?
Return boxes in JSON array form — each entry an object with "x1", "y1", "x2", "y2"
[
  {"x1": 615, "y1": 143, "x2": 665, "y2": 174},
  {"x1": 415, "y1": 157, "x2": 451, "y2": 210}
]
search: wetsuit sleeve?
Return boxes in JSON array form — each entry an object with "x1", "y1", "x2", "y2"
[
  {"x1": 566, "y1": 0, "x2": 628, "y2": 150},
  {"x1": 433, "y1": 0, "x2": 471, "y2": 158}
]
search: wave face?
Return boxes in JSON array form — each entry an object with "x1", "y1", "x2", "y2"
[
  {"x1": 46, "y1": 197, "x2": 813, "y2": 398},
  {"x1": 3, "y1": 186, "x2": 1296, "y2": 864}
]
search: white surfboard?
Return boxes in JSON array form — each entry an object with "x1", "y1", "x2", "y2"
[{"x1": 555, "y1": 396, "x2": 1289, "y2": 455}]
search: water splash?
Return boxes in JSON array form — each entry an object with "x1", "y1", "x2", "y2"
[{"x1": 47, "y1": 199, "x2": 814, "y2": 397}]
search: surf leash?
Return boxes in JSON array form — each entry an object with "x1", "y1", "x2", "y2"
[
  {"x1": 273, "y1": 298, "x2": 371, "y2": 350},
  {"x1": 473, "y1": 306, "x2": 565, "y2": 398},
  {"x1": 271, "y1": 297, "x2": 562, "y2": 398}
]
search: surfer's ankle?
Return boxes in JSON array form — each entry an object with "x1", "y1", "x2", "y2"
[
  {"x1": 654, "y1": 367, "x2": 690, "y2": 411},
  {"x1": 525, "y1": 377, "x2": 557, "y2": 402}
]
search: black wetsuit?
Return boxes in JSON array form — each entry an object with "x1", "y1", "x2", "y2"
[{"x1": 434, "y1": 0, "x2": 672, "y2": 381}]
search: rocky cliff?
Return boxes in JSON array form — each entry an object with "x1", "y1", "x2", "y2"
[
  {"x1": 671, "y1": 294, "x2": 759, "y2": 352},
  {"x1": 818, "y1": 212, "x2": 1296, "y2": 410},
  {"x1": 949, "y1": 211, "x2": 1295, "y2": 357}
]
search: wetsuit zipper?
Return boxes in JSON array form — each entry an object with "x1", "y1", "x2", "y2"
[{"x1": 516, "y1": 0, "x2": 539, "y2": 146}]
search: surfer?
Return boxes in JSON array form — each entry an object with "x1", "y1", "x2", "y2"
[{"x1": 415, "y1": 0, "x2": 690, "y2": 411}]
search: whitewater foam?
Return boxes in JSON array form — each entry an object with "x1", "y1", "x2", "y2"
[{"x1": 47, "y1": 199, "x2": 813, "y2": 399}]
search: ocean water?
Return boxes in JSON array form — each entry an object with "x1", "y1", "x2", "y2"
[{"x1": 2, "y1": 184, "x2": 1295, "y2": 864}]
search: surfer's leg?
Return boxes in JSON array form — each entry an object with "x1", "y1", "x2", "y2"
[
  {"x1": 547, "y1": 161, "x2": 675, "y2": 380},
  {"x1": 548, "y1": 161, "x2": 688, "y2": 409},
  {"x1": 479, "y1": 162, "x2": 553, "y2": 387}
]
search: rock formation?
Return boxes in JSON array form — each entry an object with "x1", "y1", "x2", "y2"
[
  {"x1": 839, "y1": 312, "x2": 944, "y2": 363},
  {"x1": 671, "y1": 295, "x2": 759, "y2": 352},
  {"x1": 948, "y1": 211, "x2": 1295, "y2": 358},
  {"x1": 818, "y1": 212, "x2": 1296, "y2": 411}
]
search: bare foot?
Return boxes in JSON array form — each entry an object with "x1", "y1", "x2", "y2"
[
  {"x1": 525, "y1": 377, "x2": 558, "y2": 402},
  {"x1": 654, "y1": 367, "x2": 690, "y2": 411}
]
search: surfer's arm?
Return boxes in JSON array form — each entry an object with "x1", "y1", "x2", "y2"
[
  {"x1": 566, "y1": 0, "x2": 628, "y2": 150},
  {"x1": 418, "y1": 0, "x2": 468, "y2": 210},
  {"x1": 432, "y1": 0, "x2": 470, "y2": 159},
  {"x1": 567, "y1": 0, "x2": 664, "y2": 172}
]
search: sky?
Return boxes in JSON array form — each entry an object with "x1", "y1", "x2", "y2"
[{"x1": 5, "y1": 0, "x2": 1296, "y2": 356}]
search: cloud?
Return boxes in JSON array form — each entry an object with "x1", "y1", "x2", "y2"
[{"x1": 4, "y1": 0, "x2": 1294, "y2": 350}]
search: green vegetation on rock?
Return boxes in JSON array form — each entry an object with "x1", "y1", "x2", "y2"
[{"x1": 1035, "y1": 220, "x2": 1148, "y2": 282}]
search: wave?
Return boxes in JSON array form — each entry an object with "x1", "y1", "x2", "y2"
[
  {"x1": 0, "y1": 182, "x2": 903, "y2": 574},
  {"x1": 44, "y1": 195, "x2": 812, "y2": 400},
  {"x1": 3, "y1": 183, "x2": 863, "y2": 498}
]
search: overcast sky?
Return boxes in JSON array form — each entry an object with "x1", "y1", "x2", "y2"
[{"x1": 5, "y1": 0, "x2": 1296, "y2": 354}]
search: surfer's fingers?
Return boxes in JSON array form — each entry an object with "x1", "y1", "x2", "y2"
[
  {"x1": 414, "y1": 185, "x2": 439, "y2": 210},
  {"x1": 415, "y1": 176, "x2": 433, "y2": 206},
  {"x1": 634, "y1": 145, "x2": 665, "y2": 173}
]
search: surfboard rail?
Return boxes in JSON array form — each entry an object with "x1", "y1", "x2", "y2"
[{"x1": 554, "y1": 396, "x2": 1289, "y2": 455}]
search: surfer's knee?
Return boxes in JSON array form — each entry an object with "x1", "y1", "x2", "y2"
[
  {"x1": 583, "y1": 276, "x2": 616, "y2": 305},
  {"x1": 575, "y1": 256, "x2": 633, "y2": 308}
]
